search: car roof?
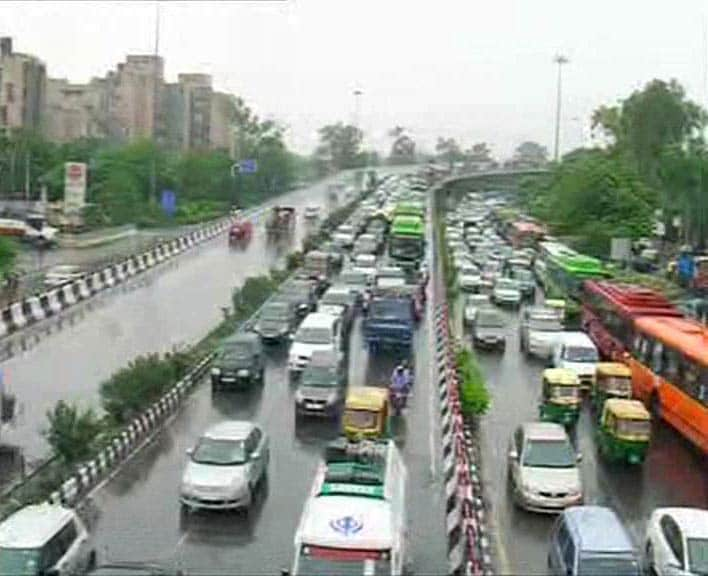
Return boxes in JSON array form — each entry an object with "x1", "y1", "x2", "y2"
[
  {"x1": 301, "y1": 312, "x2": 337, "y2": 328},
  {"x1": 203, "y1": 420, "x2": 255, "y2": 441},
  {"x1": 653, "y1": 507, "x2": 708, "y2": 538},
  {"x1": 557, "y1": 331, "x2": 596, "y2": 347},
  {"x1": 563, "y1": 506, "x2": 635, "y2": 553},
  {"x1": 0, "y1": 504, "x2": 75, "y2": 548},
  {"x1": 522, "y1": 421, "x2": 568, "y2": 441},
  {"x1": 324, "y1": 285, "x2": 352, "y2": 296}
]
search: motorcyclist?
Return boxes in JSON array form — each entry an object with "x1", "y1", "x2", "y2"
[{"x1": 390, "y1": 361, "x2": 412, "y2": 413}]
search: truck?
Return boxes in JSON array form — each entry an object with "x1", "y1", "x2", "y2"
[
  {"x1": 363, "y1": 285, "x2": 417, "y2": 353},
  {"x1": 265, "y1": 206, "x2": 296, "y2": 237},
  {"x1": 289, "y1": 438, "x2": 408, "y2": 576}
]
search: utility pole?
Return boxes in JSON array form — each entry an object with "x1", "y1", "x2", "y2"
[
  {"x1": 553, "y1": 54, "x2": 568, "y2": 162},
  {"x1": 150, "y1": 2, "x2": 161, "y2": 202},
  {"x1": 353, "y1": 89, "x2": 363, "y2": 132}
]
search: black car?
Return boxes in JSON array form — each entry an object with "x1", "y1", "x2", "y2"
[
  {"x1": 254, "y1": 300, "x2": 298, "y2": 343},
  {"x1": 277, "y1": 279, "x2": 318, "y2": 317},
  {"x1": 211, "y1": 333, "x2": 264, "y2": 390},
  {"x1": 471, "y1": 308, "x2": 507, "y2": 350},
  {"x1": 294, "y1": 350, "x2": 345, "y2": 419}
]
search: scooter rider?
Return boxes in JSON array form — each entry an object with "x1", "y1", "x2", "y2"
[{"x1": 390, "y1": 361, "x2": 412, "y2": 412}]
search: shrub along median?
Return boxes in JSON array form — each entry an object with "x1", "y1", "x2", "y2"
[{"x1": 0, "y1": 186, "x2": 369, "y2": 521}]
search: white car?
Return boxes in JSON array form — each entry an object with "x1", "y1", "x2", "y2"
[
  {"x1": 180, "y1": 421, "x2": 269, "y2": 512},
  {"x1": 492, "y1": 278, "x2": 522, "y2": 308},
  {"x1": 551, "y1": 332, "x2": 600, "y2": 389},
  {"x1": 304, "y1": 205, "x2": 320, "y2": 220},
  {"x1": 459, "y1": 264, "x2": 482, "y2": 292},
  {"x1": 645, "y1": 507, "x2": 708, "y2": 576},
  {"x1": 520, "y1": 306, "x2": 563, "y2": 359},
  {"x1": 353, "y1": 254, "x2": 377, "y2": 283},
  {"x1": 464, "y1": 294, "x2": 491, "y2": 326},
  {"x1": 507, "y1": 422, "x2": 583, "y2": 513},
  {"x1": 288, "y1": 312, "x2": 342, "y2": 373},
  {"x1": 353, "y1": 233, "x2": 379, "y2": 255}
]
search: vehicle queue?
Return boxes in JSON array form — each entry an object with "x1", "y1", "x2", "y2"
[{"x1": 447, "y1": 191, "x2": 707, "y2": 576}]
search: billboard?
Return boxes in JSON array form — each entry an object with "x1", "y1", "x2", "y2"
[{"x1": 64, "y1": 162, "x2": 87, "y2": 214}]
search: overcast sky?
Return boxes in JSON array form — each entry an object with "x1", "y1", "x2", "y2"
[{"x1": 1, "y1": 0, "x2": 707, "y2": 158}]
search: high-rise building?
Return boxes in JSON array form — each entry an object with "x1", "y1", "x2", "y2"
[
  {"x1": 0, "y1": 37, "x2": 47, "y2": 134},
  {"x1": 45, "y1": 77, "x2": 110, "y2": 142},
  {"x1": 162, "y1": 73, "x2": 221, "y2": 151},
  {"x1": 105, "y1": 54, "x2": 164, "y2": 141},
  {"x1": 210, "y1": 91, "x2": 235, "y2": 153}
]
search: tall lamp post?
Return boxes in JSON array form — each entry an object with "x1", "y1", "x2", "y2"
[{"x1": 553, "y1": 54, "x2": 569, "y2": 162}]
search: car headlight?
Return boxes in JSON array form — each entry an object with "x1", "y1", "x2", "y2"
[
  {"x1": 211, "y1": 367, "x2": 221, "y2": 376},
  {"x1": 326, "y1": 391, "x2": 338, "y2": 405},
  {"x1": 294, "y1": 389, "x2": 304, "y2": 404}
]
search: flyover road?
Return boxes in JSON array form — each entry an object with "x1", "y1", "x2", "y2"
[
  {"x1": 0, "y1": 173, "x2": 355, "y2": 464},
  {"x1": 463, "y1": 297, "x2": 708, "y2": 575},
  {"x1": 87, "y1": 313, "x2": 448, "y2": 574}
]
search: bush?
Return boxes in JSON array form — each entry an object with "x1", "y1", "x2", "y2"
[
  {"x1": 44, "y1": 401, "x2": 102, "y2": 465},
  {"x1": 232, "y1": 275, "x2": 276, "y2": 317},
  {"x1": 457, "y1": 349, "x2": 490, "y2": 418},
  {"x1": 100, "y1": 352, "x2": 188, "y2": 424},
  {"x1": 286, "y1": 251, "x2": 304, "y2": 272}
]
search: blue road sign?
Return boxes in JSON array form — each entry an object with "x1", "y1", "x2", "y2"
[
  {"x1": 161, "y1": 189, "x2": 177, "y2": 218},
  {"x1": 239, "y1": 159, "x2": 258, "y2": 174}
]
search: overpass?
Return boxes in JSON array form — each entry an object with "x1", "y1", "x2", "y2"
[{"x1": 440, "y1": 167, "x2": 550, "y2": 195}]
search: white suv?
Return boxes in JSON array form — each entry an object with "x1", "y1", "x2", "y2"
[
  {"x1": 288, "y1": 312, "x2": 342, "y2": 374},
  {"x1": 0, "y1": 503, "x2": 94, "y2": 576}
]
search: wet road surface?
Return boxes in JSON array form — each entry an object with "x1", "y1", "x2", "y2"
[
  {"x1": 462, "y1": 298, "x2": 708, "y2": 575},
  {"x1": 88, "y1": 315, "x2": 448, "y2": 574},
  {"x1": 0, "y1": 175, "x2": 352, "y2": 461}
]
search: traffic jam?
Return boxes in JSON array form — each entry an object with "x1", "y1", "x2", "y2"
[{"x1": 445, "y1": 190, "x2": 707, "y2": 576}]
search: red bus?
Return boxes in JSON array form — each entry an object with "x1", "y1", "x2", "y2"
[
  {"x1": 629, "y1": 316, "x2": 708, "y2": 454},
  {"x1": 581, "y1": 281, "x2": 682, "y2": 360},
  {"x1": 508, "y1": 220, "x2": 546, "y2": 249}
]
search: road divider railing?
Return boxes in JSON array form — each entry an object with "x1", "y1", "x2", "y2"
[{"x1": 0, "y1": 216, "x2": 237, "y2": 341}]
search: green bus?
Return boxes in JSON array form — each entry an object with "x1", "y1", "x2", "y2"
[
  {"x1": 544, "y1": 244, "x2": 610, "y2": 299},
  {"x1": 389, "y1": 214, "x2": 425, "y2": 263},
  {"x1": 392, "y1": 201, "x2": 425, "y2": 220}
]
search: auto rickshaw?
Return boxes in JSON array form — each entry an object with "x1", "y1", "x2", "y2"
[
  {"x1": 595, "y1": 398, "x2": 651, "y2": 464},
  {"x1": 592, "y1": 362, "x2": 632, "y2": 413},
  {"x1": 342, "y1": 386, "x2": 390, "y2": 440},
  {"x1": 544, "y1": 299, "x2": 566, "y2": 323},
  {"x1": 538, "y1": 368, "x2": 582, "y2": 427}
]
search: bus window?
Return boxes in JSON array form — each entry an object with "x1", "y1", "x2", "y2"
[
  {"x1": 651, "y1": 341, "x2": 664, "y2": 374},
  {"x1": 663, "y1": 348, "x2": 681, "y2": 382}
]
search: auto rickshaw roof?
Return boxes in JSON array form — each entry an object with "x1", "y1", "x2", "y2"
[
  {"x1": 603, "y1": 398, "x2": 650, "y2": 420},
  {"x1": 544, "y1": 299, "x2": 566, "y2": 308},
  {"x1": 542, "y1": 368, "x2": 580, "y2": 386},
  {"x1": 345, "y1": 386, "x2": 389, "y2": 410},
  {"x1": 596, "y1": 362, "x2": 632, "y2": 378}
]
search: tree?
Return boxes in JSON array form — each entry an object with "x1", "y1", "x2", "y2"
[
  {"x1": 388, "y1": 126, "x2": 416, "y2": 165},
  {"x1": 435, "y1": 137, "x2": 463, "y2": 168},
  {"x1": 513, "y1": 141, "x2": 548, "y2": 167},
  {"x1": 45, "y1": 401, "x2": 102, "y2": 465},
  {"x1": 313, "y1": 123, "x2": 364, "y2": 173}
]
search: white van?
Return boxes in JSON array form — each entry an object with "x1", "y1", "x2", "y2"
[
  {"x1": 551, "y1": 331, "x2": 600, "y2": 390},
  {"x1": 288, "y1": 312, "x2": 342, "y2": 374},
  {"x1": 290, "y1": 439, "x2": 408, "y2": 576},
  {"x1": 0, "y1": 503, "x2": 94, "y2": 576}
]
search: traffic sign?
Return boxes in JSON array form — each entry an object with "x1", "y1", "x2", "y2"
[{"x1": 239, "y1": 159, "x2": 258, "y2": 174}]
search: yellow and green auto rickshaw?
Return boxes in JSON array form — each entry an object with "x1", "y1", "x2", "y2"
[
  {"x1": 595, "y1": 398, "x2": 651, "y2": 464},
  {"x1": 592, "y1": 362, "x2": 633, "y2": 413},
  {"x1": 544, "y1": 299, "x2": 567, "y2": 323},
  {"x1": 342, "y1": 386, "x2": 390, "y2": 440},
  {"x1": 539, "y1": 368, "x2": 582, "y2": 427}
]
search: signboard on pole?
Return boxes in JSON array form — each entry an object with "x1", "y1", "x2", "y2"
[
  {"x1": 239, "y1": 159, "x2": 258, "y2": 174},
  {"x1": 161, "y1": 189, "x2": 177, "y2": 218},
  {"x1": 64, "y1": 162, "x2": 87, "y2": 214}
]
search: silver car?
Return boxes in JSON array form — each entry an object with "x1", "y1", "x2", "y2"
[
  {"x1": 519, "y1": 307, "x2": 563, "y2": 359},
  {"x1": 180, "y1": 421, "x2": 269, "y2": 512},
  {"x1": 508, "y1": 422, "x2": 583, "y2": 513}
]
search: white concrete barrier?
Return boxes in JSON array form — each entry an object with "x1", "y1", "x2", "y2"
[
  {"x1": 102, "y1": 267, "x2": 116, "y2": 288},
  {"x1": 144, "y1": 252, "x2": 156, "y2": 268},
  {"x1": 0, "y1": 318, "x2": 8, "y2": 338},
  {"x1": 114, "y1": 263, "x2": 126, "y2": 283},
  {"x1": 89, "y1": 272, "x2": 104, "y2": 293},
  {"x1": 62, "y1": 283, "x2": 77, "y2": 305},
  {"x1": 126, "y1": 260, "x2": 137, "y2": 277},
  {"x1": 154, "y1": 247, "x2": 165, "y2": 263},
  {"x1": 46, "y1": 290, "x2": 62, "y2": 315},
  {"x1": 9, "y1": 302, "x2": 27, "y2": 329},
  {"x1": 26, "y1": 297, "x2": 45, "y2": 322},
  {"x1": 76, "y1": 279, "x2": 90, "y2": 300}
]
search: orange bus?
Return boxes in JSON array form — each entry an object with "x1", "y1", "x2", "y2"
[{"x1": 629, "y1": 316, "x2": 708, "y2": 454}]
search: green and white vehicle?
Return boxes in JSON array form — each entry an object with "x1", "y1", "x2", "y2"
[{"x1": 289, "y1": 439, "x2": 408, "y2": 575}]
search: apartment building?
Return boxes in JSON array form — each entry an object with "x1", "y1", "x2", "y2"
[{"x1": 0, "y1": 37, "x2": 46, "y2": 133}]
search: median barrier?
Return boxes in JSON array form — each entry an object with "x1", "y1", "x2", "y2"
[
  {"x1": 25, "y1": 296, "x2": 46, "y2": 323},
  {"x1": 76, "y1": 279, "x2": 91, "y2": 300},
  {"x1": 153, "y1": 245, "x2": 165, "y2": 263},
  {"x1": 89, "y1": 271, "x2": 104, "y2": 293},
  {"x1": 101, "y1": 267, "x2": 116, "y2": 288},
  {"x1": 126, "y1": 258, "x2": 138, "y2": 276},
  {"x1": 114, "y1": 263, "x2": 127, "y2": 283},
  {"x1": 60, "y1": 283, "x2": 77, "y2": 307},
  {"x1": 43, "y1": 290, "x2": 63, "y2": 316},
  {"x1": 9, "y1": 302, "x2": 27, "y2": 330},
  {"x1": 144, "y1": 252, "x2": 156, "y2": 268}
]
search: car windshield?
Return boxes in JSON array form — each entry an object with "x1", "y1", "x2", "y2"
[
  {"x1": 496, "y1": 279, "x2": 518, "y2": 291},
  {"x1": 687, "y1": 538, "x2": 708, "y2": 574},
  {"x1": 302, "y1": 365, "x2": 337, "y2": 388},
  {"x1": 0, "y1": 548, "x2": 41, "y2": 576},
  {"x1": 578, "y1": 556, "x2": 641, "y2": 576},
  {"x1": 192, "y1": 437, "x2": 246, "y2": 466},
  {"x1": 297, "y1": 326, "x2": 333, "y2": 345},
  {"x1": 340, "y1": 272, "x2": 367, "y2": 286},
  {"x1": 512, "y1": 268, "x2": 533, "y2": 281},
  {"x1": 564, "y1": 346, "x2": 598, "y2": 363},
  {"x1": 529, "y1": 317, "x2": 562, "y2": 332},
  {"x1": 220, "y1": 344, "x2": 252, "y2": 362},
  {"x1": 370, "y1": 299, "x2": 411, "y2": 321},
  {"x1": 522, "y1": 439, "x2": 576, "y2": 468},
  {"x1": 477, "y1": 311, "x2": 504, "y2": 328},
  {"x1": 296, "y1": 547, "x2": 391, "y2": 576},
  {"x1": 261, "y1": 304, "x2": 289, "y2": 321}
]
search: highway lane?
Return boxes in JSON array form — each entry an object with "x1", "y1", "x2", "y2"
[
  {"x1": 464, "y1": 299, "x2": 708, "y2": 575},
  {"x1": 0, "y1": 174, "x2": 351, "y2": 461},
  {"x1": 87, "y1": 315, "x2": 448, "y2": 574}
]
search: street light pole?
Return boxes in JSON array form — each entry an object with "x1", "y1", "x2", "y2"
[
  {"x1": 553, "y1": 54, "x2": 569, "y2": 162},
  {"x1": 353, "y1": 89, "x2": 363, "y2": 132}
]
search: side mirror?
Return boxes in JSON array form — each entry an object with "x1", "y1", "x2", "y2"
[
  {"x1": 576, "y1": 452, "x2": 583, "y2": 463},
  {"x1": 289, "y1": 334, "x2": 295, "y2": 341},
  {"x1": 251, "y1": 450, "x2": 261, "y2": 460},
  {"x1": 508, "y1": 449, "x2": 518, "y2": 461},
  {"x1": 185, "y1": 447, "x2": 193, "y2": 456}
]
